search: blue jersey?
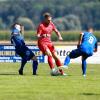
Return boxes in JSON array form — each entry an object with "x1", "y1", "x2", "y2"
[
  {"x1": 11, "y1": 28, "x2": 35, "y2": 60},
  {"x1": 80, "y1": 32, "x2": 97, "y2": 55},
  {"x1": 11, "y1": 28, "x2": 25, "y2": 47}
]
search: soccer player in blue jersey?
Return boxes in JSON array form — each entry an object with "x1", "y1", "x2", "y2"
[
  {"x1": 64, "y1": 28, "x2": 98, "y2": 76},
  {"x1": 11, "y1": 23, "x2": 38, "y2": 75}
]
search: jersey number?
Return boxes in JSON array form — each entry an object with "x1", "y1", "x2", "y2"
[{"x1": 88, "y1": 36, "x2": 94, "y2": 44}]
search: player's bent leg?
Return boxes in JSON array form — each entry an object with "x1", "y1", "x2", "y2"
[
  {"x1": 19, "y1": 58, "x2": 27, "y2": 75},
  {"x1": 39, "y1": 44, "x2": 57, "y2": 75},
  {"x1": 45, "y1": 48, "x2": 65, "y2": 76},
  {"x1": 48, "y1": 56, "x2": 55, "y2": 69},
  {"x1": 45, "y1": 48, "x2": 55, "y2": 69},
  {"x1": 52, "y1": 52, "x2": 67, "y2": 76},
  {"x1": 45, "y1": 48, "x2": 52, "y2": 56},
  {"x1": 32, "y1": 56, "x2": 38, "y2": 75},
  {"x1": 52, "y1": 51, "x2": 62, "y2": 66}
]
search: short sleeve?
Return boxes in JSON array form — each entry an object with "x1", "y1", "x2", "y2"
[
  {"x1": 37, "y1": 24, "x2": 42, "y2": 35},
  {"x1": 80, "y1": 32, "x2": 84, "y2": 35}
]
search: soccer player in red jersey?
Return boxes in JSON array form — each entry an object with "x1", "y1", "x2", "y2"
[{"x1": 37, "y1": 12, "x2": 66, "y2": 76}]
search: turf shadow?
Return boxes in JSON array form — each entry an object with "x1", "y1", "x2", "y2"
[
  {"x1": 80, "y1": 93, "x2": 100, "y2": 96},
  {"x1": 0, "y1": 73, "x2": 18, "y2": 75}
]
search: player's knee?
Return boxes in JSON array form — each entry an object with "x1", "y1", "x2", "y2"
[
  {"x1": 52, "y1": 52, "x2": 58, "y2": 60},
  {"x1": 53, "y1": 55, "x2": 58, "y2": 60},
  {"x1": 46, "y1": 52, "x2": 52, "y2": 56},
  {"x1": 68, "y1": 52, "x2": 73, "y2": 58},
  {"x1": 32, "y1": 56, "x2": 37, "y2": 61},
  {"x1": 45, "y1": 49, "x2": 52, "y2": 56}
]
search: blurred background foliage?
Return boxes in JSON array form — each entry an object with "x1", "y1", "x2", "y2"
[
  {"x1": 0, "y1": 30, "x2": 100, "y2": 42},
  {"x1": 0, "y1": 0, "x2": 100, "y2": 31}
]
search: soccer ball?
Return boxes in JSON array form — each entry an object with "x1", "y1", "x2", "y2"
[{"x1": 50, "y1": 68, "x2": 60, "y2": 76}]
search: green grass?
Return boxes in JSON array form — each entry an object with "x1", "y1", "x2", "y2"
[{"x1": 0, "y1": 63, "x2": 100, "y2": 100}]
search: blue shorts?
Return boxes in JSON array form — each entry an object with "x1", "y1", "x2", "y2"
[
  {"x1": 69, "y1": 48, "x2": 92, "y2": 59},
  {"x1": 16, "y1": 45, "x2": 35, "y2": 61}
]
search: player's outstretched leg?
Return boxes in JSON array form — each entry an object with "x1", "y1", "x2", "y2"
[
  {"x1": 64, "y1": 55, "x2": 70, "y2": 66},
  {"x1": 19, "y1": 58, "x2": 27, "y2": 75},
  {"x1": 63, "y1": 50, "x2": 78, "y2": 68},
  {"x1": 48, "y1": 56, "x2": 55, "y2": 69},
  {"x1": 32, "y1": 60, "x2": 38, "y2": 75}
]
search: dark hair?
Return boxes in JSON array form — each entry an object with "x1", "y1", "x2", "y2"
[
  {"x1": 86, "y1": 26, "x2": 93, "y2": 31},
  {"x1": 11, "y1": 22, "x2": 22, "y2": 29},
  {"x1": 43, "y1": 12, "x2": 51, "y2": 18}
]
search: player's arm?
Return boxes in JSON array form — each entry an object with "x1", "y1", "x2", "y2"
[
  {"x1": 77, "y1": 32, "x2": 83, "y2": 48},
  {"x1": 53, "y1": 25, "x2": 63, "y2": 41},
  {"x1": 94, "y1": 41, "x2": 98, "y2": 52},
  {"x1": 37, "y1": 25, "x2": 42, "y2": 38}
]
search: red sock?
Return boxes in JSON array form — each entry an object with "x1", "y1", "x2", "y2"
[
  {"x1": 55, "y1": 59, "x2": 62, "y2": 67},
  {"x1": 55, "y1": 59, "x2": 64, "y2": 74},
  {"x1": 48, "y1": 56, "x2": 55, "y2": 69},
  {"x1": 59, "y1": 69, "x2": 64, "y2": 75}
]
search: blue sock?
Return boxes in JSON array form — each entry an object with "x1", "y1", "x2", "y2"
[
  {"x1": 64, "y1": 56, "x2": 70, "y2": 66},
  {"x1": 32, "y1": 60, "x2": 38, "y2": 75},
  {"x1": 82, "y1": 59, "x2": 87, "y2": 75},
  {"x1": 20, "y1": 59, "x2": 27, "y2": 71}
]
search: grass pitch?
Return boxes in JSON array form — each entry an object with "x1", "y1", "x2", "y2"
[{"x1": 0, "y1": 63, "x2": 100, "y2": 100}]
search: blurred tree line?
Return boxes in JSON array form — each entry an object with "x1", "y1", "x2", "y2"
[{"x1": 0, "y1": 0, "x2": 100, "y2": 30}]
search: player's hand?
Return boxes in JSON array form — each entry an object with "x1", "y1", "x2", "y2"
[
  {"x1": 37, "y1": 34, "x2": 41, "y2": 38},
  {"x1": 58, "y1": 36, "x2": 63, "y2": 41},
  {"x1": 94, "y1": 48, "x2": 97, "y2": 52},
  {"x1": 77, "y1": 44, "x2": 80, "y2": 48}
]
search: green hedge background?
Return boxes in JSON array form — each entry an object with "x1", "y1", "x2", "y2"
[{"x1": 0, "y1": 31, "x2": 100, "y2": 42}]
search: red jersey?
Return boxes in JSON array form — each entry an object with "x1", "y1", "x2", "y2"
[{"x1": 37, "y1": 21, "x2": 58, "y2": 42}]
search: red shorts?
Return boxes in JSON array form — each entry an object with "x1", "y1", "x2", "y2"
[{"x1": 38, "y1": 38, "x2": 55, "y2": 54}]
